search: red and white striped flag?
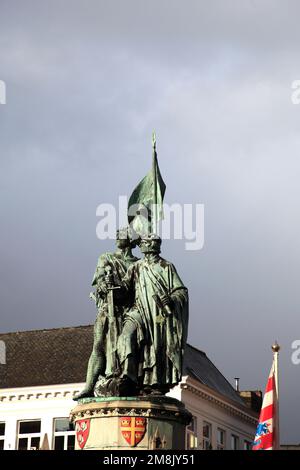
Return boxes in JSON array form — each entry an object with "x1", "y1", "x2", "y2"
[{"x1": 252, "y1": 357, "x2": 279, "y2": 450}]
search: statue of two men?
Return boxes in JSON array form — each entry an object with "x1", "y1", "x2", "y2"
[{"x1": 76, "y1": 229, "x2": 189, "y2": 399}]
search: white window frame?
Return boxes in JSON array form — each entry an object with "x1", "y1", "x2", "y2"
[
  {"x1": 17, "y1": 420, "x2": 41, "y2": 450},
  {"x1": 186, "y1": 416, "x2": 198, "y2": 449},
  {"x1": 0, "y1": 422, "x2": 5, "y2": 450},
  {"x1": 231, "y1": 434, "x2": 239, "y2": 450},
  {"x1": 217, "y1": 428, "x2": 226, "y2": 450},
  {"x1": 202, "y1": 421, "x2": 212, "y2": 450},
  {"x1": 53, "y1": 418, "x2": 75, "y2": 450},
  {"x1": 243, "y1": 439, "x2": 252, "y2": 450}
]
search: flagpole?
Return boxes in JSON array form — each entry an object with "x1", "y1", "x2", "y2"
[
  {"x1": 152, "y1": 131, "x2": 157, "y2": 234},
  {"x1": 272, "y1": 341, "x2": 280, "y2": 450}
]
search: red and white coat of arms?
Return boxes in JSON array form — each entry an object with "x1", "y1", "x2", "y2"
[
  {"x1": 120, "y1": 416, "x2": 146, "y2": 447},
  {"x1": 75, "y1": 419, "x2": 91, "y2": 449}
]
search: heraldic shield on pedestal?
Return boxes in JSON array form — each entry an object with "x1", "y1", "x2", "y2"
[{"x1": 120, "y1": 417, "x2": 147, "y2": 447}]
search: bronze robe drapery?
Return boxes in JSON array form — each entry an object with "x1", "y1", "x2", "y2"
[{"x1": 118, "y1": 256, "x2": 188, "y2": 387}]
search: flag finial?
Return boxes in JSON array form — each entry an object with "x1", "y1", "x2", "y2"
[
  {"x1": 272, "y1": 341, "x2": 280, "y2": 353},
  {"x1": 152, "y1": 131, "x2": 156, "y2": 151}
]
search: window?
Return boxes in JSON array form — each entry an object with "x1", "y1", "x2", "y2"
[
  {"x1": 217, "y1": 428, "x2": 226, "y2": 450},
  {"x1": 244, "y1": 440, "x2": 252, "y2": 450},
  {"x1": 186, "y1": 416, "x2": 198, "y2": 449},
  {"x1": 202, "y1": 422, "x2": 212, "y2": 450},
  {"x1": 53, "y1": 418, "x2": 75, "y2": 450},
  {"x1": 231, "y1": 434, "x2": 239, "y2": 450},
  {"x1": 0, "y1": 423, "x2": 5, "y2": 450},
  {"x1": 17, "y1": 420, "x2": 41, "y2": 450}
]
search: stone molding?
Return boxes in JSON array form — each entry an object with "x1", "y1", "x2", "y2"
[
  {"x1": 70, "y1": 397, "x2": 192, "y2": 425},
  {"x1": 0, "y1": 386, "x2": 82, "y2": 403},
  {"x1": 181, "y1": 382, "x2": 257, "y2": 425}
]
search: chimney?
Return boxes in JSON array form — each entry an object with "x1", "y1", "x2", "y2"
[{"x1": 234, "y1": 377, "x2": 240, "y2": 392}]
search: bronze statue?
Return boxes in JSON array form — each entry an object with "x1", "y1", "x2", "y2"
[{"x1": 76, "y1": 135, "x2": 189, "y2": 399}]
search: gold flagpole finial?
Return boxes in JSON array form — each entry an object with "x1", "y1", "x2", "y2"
[{"x1": 272, "y1": 341, "x2": 280, "y2": 353}]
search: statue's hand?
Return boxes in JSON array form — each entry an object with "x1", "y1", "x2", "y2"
[
  {"x1": 160, "y1": 293, "x2": 172, "y2": 308},
  {"x1": 104, "y1": 265, "x2": 114, "y2": 287},
  {"x1": 97, "y1": 282, "x2": 108, "y2": 298},
  {"x1": 105, "y1": 273, "x2": 113, "y2": 286}
]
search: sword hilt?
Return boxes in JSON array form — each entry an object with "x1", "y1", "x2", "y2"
[
  {"x1": 104, "y1": 265, "x2": 122, "y2": 292},
  {"x1": 104, "y1": 265, "x2": 114, "y2": 288}
]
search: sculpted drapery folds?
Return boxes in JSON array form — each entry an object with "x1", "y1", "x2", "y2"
[{"x1": 117, "y1": 235, "x2": 189, "y2": 394}]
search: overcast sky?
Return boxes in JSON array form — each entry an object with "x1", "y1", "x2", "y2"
[{"x1": 1, "y1": 0, "x2": 300, "y2": 442}]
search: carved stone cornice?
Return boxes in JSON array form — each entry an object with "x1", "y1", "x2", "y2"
[
  {"x1": 0, "y1": 388, "x2": 81, "y2": 403},
  {"x1": 70, "y1": 397, "x2": 192, "y2": 425},
  {"x1": 181, "y1": 382, "x2": 257, "y2": 425}
]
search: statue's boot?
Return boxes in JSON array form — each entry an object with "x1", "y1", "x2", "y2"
[
  {"x1": 119, "y1": 375, "x2": 138, "y2": 396},
  {"x1": 74, "y1": 352, "x2": 104, "y2": 400},
  {"x1": 74, "y1": 387, "x2": 94, "y2": 400}
]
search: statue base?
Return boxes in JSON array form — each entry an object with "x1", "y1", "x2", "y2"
[{"x1": 70, "y1": 396, "x2": 192, "y2": 450}]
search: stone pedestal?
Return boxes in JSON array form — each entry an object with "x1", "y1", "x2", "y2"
[{"x1": 70, "y1": 396, "x2": 191, "y2": 450}]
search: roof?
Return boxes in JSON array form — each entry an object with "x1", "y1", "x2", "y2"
[
  {"x1": 183, "y1": 343, "x2": 245, "y2": 406},
  {"x1": 0, "y1": 325, "x2": 245, "y2": 406},
  {"x1": 0, "y1": 325, "x2": 93, "y2": 390}
]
